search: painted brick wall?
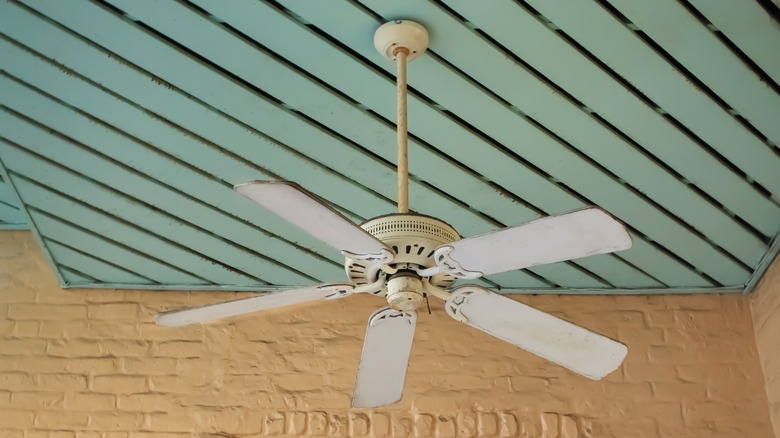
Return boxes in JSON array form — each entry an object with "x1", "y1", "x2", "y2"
[
  {"x1": 0, "y1": 231, "x2": 774, "y2": 437},
  {"x1": 752, "y1": 255, "x2": 780, "y2": 438}
]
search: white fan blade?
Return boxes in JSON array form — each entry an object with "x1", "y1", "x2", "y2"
[
  {"x1": 235, "y1": 181, "x2": 391, "y2": 258},
  {"x1": 445, "y1": 286, "x2": 627, "y2": 379},
  {"x1": 155, "y1": 284, "x2": 350, "y2": 327},
  {"x1": 352, "y1": 307, "x2": 416, "y2": 408},
  {"x1": 439, "y1": 207, "x2": 632, "y2": 276}
]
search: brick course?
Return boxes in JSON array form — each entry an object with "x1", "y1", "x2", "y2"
[{"x1": 0, "y1": 231, "x2": 774, "y2": 437}]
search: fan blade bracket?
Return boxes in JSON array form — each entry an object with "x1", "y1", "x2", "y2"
[
  {"x1": 431, "y1": 245, "x2": 483, "y2": 279},
  {"x1": 342, "y1": 248, "x2": 395, "y2": 283},
  {"x1": 443, "y1": 287, "x2": 482, "y2": 322},
  {"x1": 342, "y1": 248, "x2": 395, "y2": 266},
  {"x1": 318, "y1": 282, "x2": 357, "y2": 300},
  {"x1": 322, "y1": 277, "x2": 388, "y2": 299},
  {"x1": 422, "y1": 278, "x2": 453, "y2": 301},
  {"x1": 368, "y1": 307, "x2": 416, "y2": 328}
]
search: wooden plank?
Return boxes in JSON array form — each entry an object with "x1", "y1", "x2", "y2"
[
  {"x1": 689, "y1": 0, "x2": 780, "y2": 87},
  {"x1": 525, "y1": 0, "x2": 780, "y2": 205},
  {"x1": 2, "y1": 0, "x2": 568, "y2": 289},
  {"x1": 442, "y1": 0, "x2": 779, "y2": 240},
  {"x1": 0, "y1": 131, "x2": 294, "y2": 286},
  {"x1": 604, "y1": 0, "x2": 780, "y2": 149},
  {"x1": 43, "y1": 238, "x2": 153, "y2": 285},
  {"x1": 0, "y1": 51, "x2": 347, "y2": 283},
  {"x1": 8, "y1": 175, "x2": 235, "y2": 285},
  {"x1": 277, "y1": 0, "x2": 745, "y2": 285},
  {"x1": 28, "y1": 208, "x2": 208, "y2": 285}
]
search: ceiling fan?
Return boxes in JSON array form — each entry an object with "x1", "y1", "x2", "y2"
[{"x1": 156, "y1": 21, "x2": 632, "y2": 408}]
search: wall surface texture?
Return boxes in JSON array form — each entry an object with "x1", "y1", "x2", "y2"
[
  {"x1": 752, "y1": 254, "x2": 780, "y2": 438},
  {"x1": 0, "y1": 231, "x2": 774, "y2": 437}
]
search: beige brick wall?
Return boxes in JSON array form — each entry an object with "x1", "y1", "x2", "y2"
[
  {"x1": 752, "y1": 254, "x2": 780, "y2": 438},
  {"x1": 0, "y1": 230, "x2": 774, "y2": 437}
]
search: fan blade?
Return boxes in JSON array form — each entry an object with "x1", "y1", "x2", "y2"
[
  {"x1": 352, "y1": 307, "x2": 416, "y2": 408},
  {"x1": 438, "y1": 207, "x2": 632, "y2": 276},
  {"x1": 235, "y1": 181, "x2": 391, "y2": 258},
  {"x1": 156, "y1": 284, "x2": 350, "y2": 327},
  {"x1": 445, "y1": 286, "x2": 627, "y2": 379}
]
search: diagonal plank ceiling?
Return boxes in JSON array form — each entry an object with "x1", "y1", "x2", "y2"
[
  {"x1": 0, "y1": 176, "x2": 27, "y2": 229},
  {"x1": 0, "y1": 0, "x2": 779, "y2": 293}
]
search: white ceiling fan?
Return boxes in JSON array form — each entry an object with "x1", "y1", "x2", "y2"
[{"x1": 156, "y1": 21, "x2": 632, "y2": 408}]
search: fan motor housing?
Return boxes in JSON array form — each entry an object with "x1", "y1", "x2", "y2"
[
  {"x1": 344, "y1": 213, "x2": 460, "y2": 293},
  {"x1": 386, "y1": 272, "x2": 424, "y2": 311}
]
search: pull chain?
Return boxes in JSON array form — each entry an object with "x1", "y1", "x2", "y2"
[{"x1": 395, "y1": 46, "x2": 410, "y2": 214}]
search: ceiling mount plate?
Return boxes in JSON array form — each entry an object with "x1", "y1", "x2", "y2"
[{"x1": 374, "y1": 20, "x2": 429, "y2": 61}]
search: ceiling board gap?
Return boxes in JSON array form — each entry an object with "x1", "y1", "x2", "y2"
[
  {"x1": 264, "y1": 0, "x2": 596, "y2": 239},
  {"x1": 756, "y1": 0, "x2": 780, "y2": 19},
  {"x1": 677, "y1": 0, "x2": 780, "y2": 94},
  {"x1": 1, "y1": 132, "x2": 291, "y2": 284},
  {"x1": 594, "y1": 0, "x2": 779, "y2": 157},
  {"x1": 0, "y1": 198, "x2": 19, "y2": 211},
  {"x1": 421, "y1": 94, "x2": 711, "y2": 283},
  {"x1": 142, "y1": 2, "x2": 475, "y2": 223},
  {"x1": 4, "y1": 163, "x2": 271, "y2": 286},
  {"x1": 42, "y1": 235, "x2": 158, "y2": 284},
  {"x1": 420, "y1": 92, "x2": 712, "y2": 284},
  {"x1": 256, "y1": 2, "x2": 595, "y2": 233},
  {"x1": 267, "y1": 91, "x2": 522, "y2": 231},
  {"x1": 523, "y1": 108, "x2": 755, "y2": 274},
  {"x1": 586, "y1": 108, "x2": 769, "y2": 241},
  {"x1": 29, "y1": 205, "x2": 214, "y2": 283},
  {"x1": 515, "y1": 0, "x2": 776, "y2": 208},
  {"x1": 35, "y1": 8, "x2": 400, "y2": 224},
  {"x1": 409, "y1": 28, "x2": 763, "y2": 264},
  {"x1": 0, "y1": 65, "x2": 348, "y2": 273},
  {"x1": 438, "y1": 0, "x2": 776, "y2": 238},
  {"x1": 6, "y1": 170, "x2": 248, "y2": 284},
  {"x1": 266, "y1": 0, "x2": 614, "y2": 287},
  {"x1": 13, "y1": 0, "x2": 556, "y2": 290}
]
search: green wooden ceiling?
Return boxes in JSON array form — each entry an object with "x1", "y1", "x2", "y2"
[
  {"x1": 0, "y1": 0, "x2": 778, "y2": 293},
  {"x1": 0, "y1": 176, "x2": 26, "y2": 229}
]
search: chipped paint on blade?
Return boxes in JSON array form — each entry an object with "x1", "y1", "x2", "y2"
[
  {"x1": 352, "y1": 307, "x2": 416, "y2": 408},
  {"x1": 156, "y1": 284, "x2": 341, "y2": 327},
  {"x1": 235, "y1": 181, "x2": 390, "y2": 257},
  {"x1": 446, "y1": 286, "x2": 627, "y2": 379},
  {"x1": 445, "y1": 208, "x2": 632, "y2": 276}
]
